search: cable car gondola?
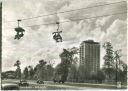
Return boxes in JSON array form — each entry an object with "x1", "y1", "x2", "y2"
[
  {"x1": 52, "y1": 22, "x2": 63, "y2": 42},
  {"x1": 14, "y1": 20, "x2": 25, "y2": 40}
]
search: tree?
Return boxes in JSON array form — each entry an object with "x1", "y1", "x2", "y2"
[
  {"x1": 114, "y1": 61, "x2": 127, "y2": 84},
  {"x1": 112, "y1": 49, "x2": 127, "y2": 84},
  {"x1": 14, "y1": 60, "x2": 21, "y2": 79},
  {"x1": 67, "y1": 49, "x2": 79, "y2": 82},
  {"x1": 46, "y1": 64, "x2": 54, "y2": 80},
  {"x1": 28, "y1": 66, "x2": 34, "y2": 79},
  {"x1": 90, "y1": 72, "x2": 97, "y2": 82},
  {"x1": 113, "y1": 50, "x2": 122, "y2": 82},
  {"x1": 54, "y1": 48, "x2": 79, "y2": 83},
  {"x1": 96, "y1": 70, "x2": 105, "y2": 83},
  {"x1": 103, "y1": 42, "x2": 114, "y2": 68},
  {"x1": 67, "y1": 64, "x2": 78, "y2": 82},
  {"x1": 23, "y1": 67, "x2": 28, "y2": 79},
  {"x1": 103, "y1": 42, "x2": 114, "y2": 80},
  {"x1": 121, "y1": 62, "x2": 127, "y2": 84},
  {"x1": 102, "y1": 67, "x2": 115, "y2": 81},
  {"x1": 103, "y1": 43, "x2": 127, "y2": 83},
  {"x1": 34, "y1": 59, "x2": 47, "y2": 82},
  {"x1": 78, "y1": 64, "x2": 90, "y2": 82}
]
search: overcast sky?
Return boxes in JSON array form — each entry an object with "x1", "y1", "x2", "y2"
[{"x1": 2, "y1": 0, "x2": 127, "y2": 72}]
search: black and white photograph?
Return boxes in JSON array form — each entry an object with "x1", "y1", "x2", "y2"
[{"x1": 1, "y1": 0, "x2": 127, "y2": 90}]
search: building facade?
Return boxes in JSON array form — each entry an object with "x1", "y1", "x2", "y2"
[{"x1": 79, "y1": 40, "x2": 100, "y2": 77}]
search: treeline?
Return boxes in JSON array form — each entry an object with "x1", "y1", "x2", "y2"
[
  {"x1": 3, "y1": 42, "x2": 127, "y2": 85},
  {"x1": 68, "y1": 42, "x2": 127, "y2": 84},
  {"x1": 14, "y1": 60, "x2": 54, "y2": 81}
]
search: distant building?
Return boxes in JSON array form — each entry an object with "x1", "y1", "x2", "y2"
[{"x1": 79, "y1": 40, "x2": 100, "y2": 80}]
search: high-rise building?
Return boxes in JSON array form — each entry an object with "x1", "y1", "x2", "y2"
[{"x1": 79, "y1": 40, "x2": 100, "y2": 75}]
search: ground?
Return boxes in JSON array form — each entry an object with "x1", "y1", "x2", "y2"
[{"x1": 1, "y1": 79, "x2": 127, "y2": 90}]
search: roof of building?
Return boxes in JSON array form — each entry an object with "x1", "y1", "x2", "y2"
[{"x1": 82, "y1": 40, "x2": 99, "y2": 44}]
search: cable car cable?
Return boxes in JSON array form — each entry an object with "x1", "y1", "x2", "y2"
[
  {"x1": 4, "y1": 11, "x2": 126, "y2": 29},
  {"x1": 4, "y1": 1, "x2": 126, "y2": 23},
  {"x1": 21, "y1": 11, "x2": 127, "y2": 28}
]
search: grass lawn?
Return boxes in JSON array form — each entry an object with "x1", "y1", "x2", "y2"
[
  {"x1": 2, "y1": 79, "x2": 127, "y2": 89},
  {"x1": 64, "y1": 82, "x2": 127, "y2": 89}
]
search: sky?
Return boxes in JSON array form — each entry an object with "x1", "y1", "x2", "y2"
[{"x1": 2, "y1": 0, "x2": 127, "y2": 72}]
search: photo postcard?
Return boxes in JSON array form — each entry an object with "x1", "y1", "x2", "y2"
[{"x1": 1, "y1": 0, "x2": 127, "y2": 90}]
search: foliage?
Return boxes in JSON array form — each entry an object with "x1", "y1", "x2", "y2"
[
  {"x1": 102, "y1": 43, "x2": 127, "y2": 83},
  {"x1": 45, "y1": 64, "x2": 54, "y2": 80},
  {"x1": 14, "y1": 60, "x2": 21, "y2": 68},
  {"x1": 54, "y1": 48, "x2": 79, "y2": 83},
  {"x1": 78, "y1": 65, "x2": 89, "y2": 82},
  {"x1": 103, "y1": 42, "x2": 114, "y2": 68},
  {"x1": 14, "y1": 60, "x2": 21, "y2": 79},
  {"x1": 96, "y1": 70, "x2": 106, "y2": 83},
  {"x1": 116, "y1": 61, "x2": 127, "y2": 83},
  {"x1": 33, "y1": 59, "x2": 54, "y2": 81},
  {"x1": 34, "y1": 59, "x2": 47, "y2": 81},
  {"x1": 67, "y1": 64, "x2": 78, "y2": 82},
  {"x1": 15, "y1": 67, "x2": 21, "y2": 79},
  {"x1": 23, "y1": 67, "x2": 28, "y2": 79},
  {"x1": 1, "y1": 71, "x2": 16, "y2": 79},
  {"x1": 28, "y1": 66, "x2": 35, "y2": 79}
]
